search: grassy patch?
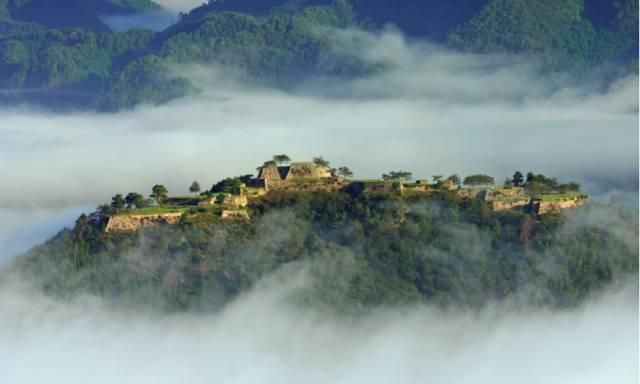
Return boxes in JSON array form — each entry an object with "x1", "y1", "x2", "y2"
[
  {"x1": 537, "y1": 193, "x2": 584, "y2": 201},
  {"x1": 351, "y1": 179, "x2": 384, "y2": 183},
  {"x1": 117, "y1": 206, "x2": 188, "y2": 216}
]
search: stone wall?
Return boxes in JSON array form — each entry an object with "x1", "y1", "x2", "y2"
[
  {"x1": 220, "y1": 210, "x2": 250, "y2": 220},
  {"x1": 198, "y1": 194, "x2": 249, "y2": 208},
  {"x1": 457, "y1": 188, "x2": 484, "y2": 199},
  {"x1": 534, "y1": 197, "x2": 587, "y2": 214},
  {"x1": 490, "y1": 198, "x2": 531, "y2": 212},
  {"x1": 266, "y1": 178, "x2": 345, "y2": 192},
  {"x1": 105, "y1": 213, "x2": 183, "y2": 232},
  {"x1": 483, "y1": 187, "x2": 525, "y2": 201},
  {"x1": 346, "y1": 181, "x2": 404, "y2": 194}
]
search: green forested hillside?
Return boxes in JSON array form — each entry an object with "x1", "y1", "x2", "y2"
[
  {"x1": 13, "y1": 191, "x2": 638, "y2": 312},
  {"x1": 0, "y1": 0, "x2": 159, "y2": 33},
  {"x1": 448, "y1": 0, "x2": 637, "y2": 70},
  {"x1": 0, "y1": 0, "x2": 637, "y2": 110}
]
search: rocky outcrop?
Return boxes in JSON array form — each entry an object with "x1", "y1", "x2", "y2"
[
  {"x1": 533, "y1": 196, "x2": 588, "y2": 214},
  {"x1": 199, "y1": 194, "x2": 248, "y2": 208},
  {"x1": 490, "y1": 198, "x2": 531, "y2": 212},
  {"x1": 105, "y1": 213, "x2": 183, "y2": 232},
  {"x1": 457, "y1": 188, "x2": 484, "y2": 199},
  {"x1": 220, "y1": 210, "x2": 250, "y2": 220},
  {"x1": 483, "y1": 188, "x2": 530, "y2": 212}
]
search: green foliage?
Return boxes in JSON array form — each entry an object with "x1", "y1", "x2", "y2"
[
  {"x1": 151, "y1": 184, "x2": 168, "y2": 203},
  {"x1": 446, "y1": 174, "x2": 461, "y2": 186},
  {"x1": 3, "y1": 0, "x2": 160, "y2": 32},
  {"x1": 337, "y1": 166, "x2": 353, "y2": 178},
  {"x1": 118, "y1": 206, "x2": 187, "y2": 216},
  {"x1": 382, "y1": 171, "x2": 412, "y2": 181},
  {"x1": 210, "y1": 177, "x2": 247, "y2": 195},
  {"x1": 15, "y1": 191, "x2": 636, "y2": 312},
  {"x1": 512, "y1": 171, "x2": 524, "y2": 187},
  {"x1": 524, "y1": 172, "x2": 580, "y2": 194},
  {"x1": 111, "y1": 194, "x2": 125, "y2": 212},
  {"x1": 189, "y1": 180, "x2": 201, "y2": 195},
  {"x1": 463, "y1": 174, "x2": 495, "y2": 186},
  {"x1": 0, "y1": 0, "x2": 637, "y2": 110},
  {"x1": 312, "y1": 156, "x2": 330, "y2": 167},
  {"x1": 273, "y1": 154, "x2": 292, "y2": 165},
  {"x1": 125, "y1": 192, "x2": 145, "y2": 208},
  {"x1": 448, "y1": 0, "x2": 635, "y2": 70}
]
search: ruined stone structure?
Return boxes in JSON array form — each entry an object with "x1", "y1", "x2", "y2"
[
  {"x1": 198, "y1": 194, "x2": 248, "y2": 208},
  {"x1": 102, "y1": 161, "x2": 590, "y2": 233},
  {"x1": 220, "y1": 210, "x2": 250, "y2": 220},
  {"x1": 483, "y1": 187, "x2": 531, "y2": 212},
  {"x1": 346, "y1": 181, "x2": 404, "y2": 194},
  {"x1": 105, "y1": 213, "x2": 183, "y2": 232},
  {"x1": 257, "y1": 162, "x2": 332, "y2": 190},
  {"x1": 532, "y1": 196, "x2": 588, "y2": 214}
]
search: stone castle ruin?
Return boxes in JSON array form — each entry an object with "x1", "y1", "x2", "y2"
[
  {"x1": 256, "y1": 162, "x2": 333, "y2": 190},
  {"x1": 103, "y1": 159, "x2": 588, "y2": 232},
  {"x1": 254, "y1": 162, "x2": 340, "y2": 191}
]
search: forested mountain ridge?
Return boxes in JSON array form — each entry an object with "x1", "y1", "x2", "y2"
[
  {"x1": 0, "y1": 0, "x2": 637, "y2": 110},
  {"x1": 0, "y1": 0, "x2": 160, "y2": 33},
  {"x1": 12, "y1": 190, "x2": 638, "y2": 313}
]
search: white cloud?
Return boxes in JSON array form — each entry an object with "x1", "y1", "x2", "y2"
[
  {"x1": 0, "y1": 27, "x2": 637, "y2": 378},
  {"x1": 153, "y1": 0, "x2": 205, "y2": 12},
  {"x1": 0, "y1": 274, "x2": 636, "y2": 384},
  {"x1": 0, "y1": 31, "x2": 637, "y2": 263}
]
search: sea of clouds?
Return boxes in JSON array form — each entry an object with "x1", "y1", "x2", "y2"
[
  {"x1": 0, "y1": 27, "x2": 637, "y2": 383},
  {"x1": 0, "y1": 31, "x2": 637, "y2": 262},
  {"x1": 0, "y1": 271, "x2": 637, "y2": 384}
]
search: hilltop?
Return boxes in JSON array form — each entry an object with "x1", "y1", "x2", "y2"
[
  {"x1": 98, "y1": 158, "x2": 588, "y2": 233},
  {"x1": 11, "y1": 155, "x2": 635, "y2": 314}
]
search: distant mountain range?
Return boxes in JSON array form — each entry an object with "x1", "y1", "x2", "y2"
[
  {"x1": 0, "y1": 0, "x2": 637, "y2": 110},
  {"x1": 0, "y1": 0, "x2": 160, "y2": 32}
]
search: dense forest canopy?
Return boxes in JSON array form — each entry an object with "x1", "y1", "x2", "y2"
[
  {"x1": 12, "y1": 190, "x2": 638, "y2": 313},
  {"x1": 0, "y1": 0, "x2": 637, "y2": 110}
]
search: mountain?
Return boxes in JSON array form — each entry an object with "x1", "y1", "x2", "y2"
[
  {"x1": 13, "y1": 190, "x2": 638, "y2": 312},
  {"x1": 10, "y1": 172, "x2": 638, "y2": 312},
  {"x1": 0, "y1": 0, "x2": 160, "y2": 33},
  {"x1": 0, "y1": 0, "x2": 637, "y2": 110}
]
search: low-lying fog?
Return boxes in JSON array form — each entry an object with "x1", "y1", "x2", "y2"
[
  {"x1": 102, "y1": 11, "x2": 178, "y2": 32},
  {"x1": 0, "y1": 274, "x2": 637, "y2": 384},
  {"x1": 1, "y1": 32, "x2": 637, "y2": 262},
  {"x1": 0, "y1": 29, "x2": 637, "y2": 383}
]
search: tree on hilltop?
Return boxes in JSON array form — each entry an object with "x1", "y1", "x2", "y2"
[
  {"x1": 151, "y1": 185, "x2": 168, "y2": 204},
  {"x1": 257, "y1": 160, "x2": 277, "y2": 172},
  {"x1": 463, "y1": 174, "x2": 495, "y2": 186},
  {"x1": 447, "y1": 174, "x2": 461, "y2": 187},
  {"x1": 211, "y1": 177, "x2": 244, "y2": 195},
  {"x1": 382, "y1": 171, "x2": 413, "y2": 182},
  {"x1": 337, "y1": 166, "x2": 354, "y2": 178},
  {"x1": 111, "y1": 194, "x2": 125, "y2": 214},
  {"x1": 125, "y1": 192, "x2": 144, "y2": 209},
  {"x1": 558, "y1": 182, "x2": 581, "y2": 193},
  {"x1": 96, "y1": 204, "x2": 112, "y2": 217},
  {"x1": 189, "y1": 181, "x2": 201, "y2": 195},
  {"x1": 526, "y1": 172, "x2": 535, "y2": 183},
  {"x1": 512, "y1": 171, "x2": 524, "y2": 187},
  {"x1": 313, "y1": 156, "x2": 330, "y2": 168},
  {"x1": 273, "y1": 154, "x2": 291, "y2": 166}
]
